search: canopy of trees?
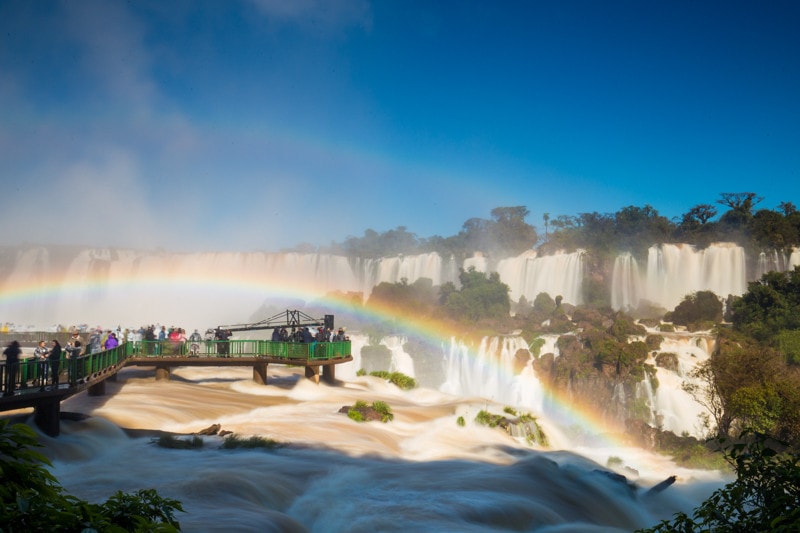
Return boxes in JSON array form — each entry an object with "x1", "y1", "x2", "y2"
[
  {"x1": 440, "y1": 267, "x2": 511, "y2": 322},
  {"x1": 315, "y1": 193, "x2": 799, "y2": 263}
]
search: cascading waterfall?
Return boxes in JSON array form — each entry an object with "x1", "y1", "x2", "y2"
[
  {"x1": 418, "y1": 330, "x2": 712, "y2": 439},
  {"x1": 495, "y1": 249, "x2": 585, "y2": 305},
  {"x1": 611, "y1": 252, "x2": 642, "y2": 312},
  {"x1": 361, "y1": 252, "x2": 457, "y2": 292},
  {"x1": 380, "y1": 335, "x2": 416, "y2": 377},
  {"x1": 611, "y1": 243, "x2": 747, "y2": 312},
  {"x1": 0, "y1": 246, "x2": 588, "y2": 330},
  {"x1": 439, "y1": 335, "x2": 544, "y2": 411},
  {"x1": 757, "y1": 247, "x2": 800, "y2": 278},
  {"x1": 645, "y1": 334, "x2": 716, "y2": 437}
]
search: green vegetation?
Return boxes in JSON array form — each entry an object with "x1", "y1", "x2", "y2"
[
  {"x1": 0, "y1": 420, "x2": 184, "y2": 532},
  {"x1": 682, "y1": 329, "x2": 800, "y2": 446},
  {"x1": 347, "y1": 400, "x2": 394, "y2": 423},
  {"x1": 366, "y1": 370, "x2": 417, "y2": 390},
  {"x1": 338, "y1": 193, "x2": 800, "y2": 461},
  {"x1": 314, "y1": 194, "x2": 800, "y2": 273},
  {"x1": 456, "y1": 416, "x2": 465, "y2": 427},
  {"x1": 474, "y1": 407, "x2": 548, "y2": 447},
  {"x1": 324, "y1": 206, "x2": 538, "y2": 260},
  {"x1": 665, "y1": 290, "x2": 723, "y2": 330},
  {"x1": 220, "y1": 435, "x2": 282, "y2": 450},
  {"x1": 730, "y1": 267, "x2": 800, "y2": 347},
  {"x1": 155, "y1": 435, "x2": 204, "y2": 449},
  {"x1": 441, "y1": 267, "x2": 511, "y2": 322},
  {"x1": 639, "y1": 432, "x2": 800, "y2": 533}
]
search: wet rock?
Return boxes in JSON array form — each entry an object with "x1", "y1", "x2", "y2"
[{"x1": 196, "y1": 423, "x2": 221, "y2": 435}]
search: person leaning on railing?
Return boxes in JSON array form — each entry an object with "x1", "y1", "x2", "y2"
[
  {"x1": 2, "y1": 340, "x2": 21, "y2": 396},
  {"x1": 33, "y1": 340, "x2": 50, "y2": 386},
  {"x1": 48, "y1": 340, "x2": 62, "y2": 387}
]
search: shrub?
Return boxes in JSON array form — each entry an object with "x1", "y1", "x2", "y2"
[
  {"x1": 155, "y1": 435, "x2": 205, "y2": 449},
  {"x1": 0, "y1": 420, "x2": 184, "y2": 531},
  {"x1": 347, "y1": 400, "x2": 394, "y2": 423},
  {"x1": 220, "y1": 435, "x2": 282, "y2": 450},
  {"x1": 368, "y1": 370, "x2": 417, "y2": 390}
]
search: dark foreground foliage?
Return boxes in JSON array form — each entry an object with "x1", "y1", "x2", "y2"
[
  {"x1": 0, "y1": 419, "x2": 184, "y2": 532},
  {"x1": 639, "y1": 432, "x2": 800, "y2": 532}
]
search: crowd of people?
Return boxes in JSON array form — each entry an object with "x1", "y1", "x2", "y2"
[
  {"x1": 1, "y1": 323, "x2": 351, "y2": 396},
  {"x1": 271, "y1": 326, "x2": 349, "y2": 343}
]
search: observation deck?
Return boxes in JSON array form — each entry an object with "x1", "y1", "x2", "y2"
[{"x1": 0, "y1": 338, "x2": 352, "y2": 437}]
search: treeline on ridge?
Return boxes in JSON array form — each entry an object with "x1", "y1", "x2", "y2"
[{"x1": 308, "y1": 192, "x2": 800, "y2": 260}]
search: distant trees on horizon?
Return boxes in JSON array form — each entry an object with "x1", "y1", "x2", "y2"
[{"x1": 312, "y1": 192, "x2": 799, "y2": 261}]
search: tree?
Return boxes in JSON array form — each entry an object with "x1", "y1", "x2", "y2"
[
  {"x1": 442, "y1": 267, "x2": 511, "y2": 322},
  {"x1": 367, "y1": 277, "x2": 438, "y2": 315},
  {"x1": 778, "y1": 201, "x2": 797, "y2": 217},
  {"x1": 683, "y1": 330, "x2": 789, "y2": 440},
  {"x1": 665, "y1": 291, "x2": 723, "y2": 329},
  {"x1": 717, "y1": 192, "x2": 764, "y2": 213},
  {"x1": 717, "y1": 192, "x2": 764, "y2": 238},
  {"x1": 730, "y1": 268, "x2": 800, "y2": 343},
  {"x1": 0, "y1": 420, "x2": 183, "y2": 531},
  {"x1": 488, "y1": 206, "x2": 538, "y2": 256},
  {"x1": 751, "y1": 208, "x2": 798, "y2": 250},
  {"x1": 542, "y1": 212, "x2": 550, "y2": 242},
  {"x1": 640, "y1": 432, "x2": 800, "y2": 533}
]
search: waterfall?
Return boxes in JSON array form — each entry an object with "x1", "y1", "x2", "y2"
[
  {"x1": 791, "y1": 248, "x2": 800, "y2": 269},
  {"x1": 439, "y1": 336, "x2": 542, "y2": 410},
  {"x1": 495, "y1": 249, "x2": 585, "y2": 305},
  {"x1": 648, "y1": 334, "x2": 716, "y2": 437},
  {"x1": 611, "y1": 252, "x2": 642, "y2": 311},
  {"x1": 756, "y1": 248, "x2": 800, "y2": 278},
  {"x1": 0, "y1": 246, "x2": 591, "y2": 330},
  {"x1": 643, "y1": 243, "x2": 747, "y2": 311},
  {"x1": 380, "y1": 335, "x2": 416, "y2": 376}
]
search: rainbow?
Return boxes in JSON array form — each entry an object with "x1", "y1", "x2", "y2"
[{"x1": 0, "y1": 266, "x2": 630, "y2": 450}]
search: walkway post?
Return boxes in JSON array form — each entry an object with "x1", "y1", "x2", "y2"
[
  {"x1": 33, "y1": 397, "x2": 61, "y2": 437},
  {"x1": 253, "y1": 362, "x2": 268, "y2": 385}
]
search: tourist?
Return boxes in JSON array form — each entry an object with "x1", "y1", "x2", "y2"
[
  {"x1": 65, "y1": 331, "x2": 83, "y2": 383},
  {"x1": 215, "y1": 328, "x2": 231, "y2": 357},
  {"x1": 89, "y1": 328, "x2": 102, "y2": 354},
  {"x1": 158, "y1": 326, "x2": 167, "y2": 355},
  {"x1": 65, "y1": 331, "x2": 83, "y2": 358},
  {"x1": 49, "y1": 340, "x2": 62, "y2": 387},
  {"x1": 188, "y1": 329, "x2": 202, "y2": 355},
  {"x1": 33, "y1": 340, "x2": 50, "y2": 386},
  {"x1": 2, "y1": 340, "x2": 21, "y2": 396},
  {"x1": 104, "y1": 332, "x2": 119, "y2": 350},
  {"x1": 334, "y1": 327, "x2": 347, "y2": 341}
]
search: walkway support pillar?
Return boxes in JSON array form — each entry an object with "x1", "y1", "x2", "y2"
[
  {"x1": 322, "y1": 364, "x2": 336, "y2": 384},
  {"x1": 305, "y1": 365, "x2": 320, "y2": 384},
  {"x1": 34, "y1": 398, "x2": 61, "y2": 437},
  {"x1": 155, "y1": 365, "x2": 171, "y2": 381},
  {"x1": 253, "y1": 362, "x2": 268, "y2": 385},
  {"x1": 88, "y1": 380, "x2": 106, "y2": 396}
]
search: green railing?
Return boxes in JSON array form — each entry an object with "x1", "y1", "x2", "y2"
[
  {"x1": 1, "y1": 344, "x2": 129, "y2": 395},
  {"x1": 125, "y1": 339, "x2": 350, "y2": 360},
  {"x1": 2, "y1": 339, "x2": 351, "y2": 397}
]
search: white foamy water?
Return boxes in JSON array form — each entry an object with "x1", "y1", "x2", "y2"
[
  {"x1": 11, "y1": 361, "x2": 725, "y2": 533},
  {"x1": 611, "y1": 243, "x2": 748, "y2": 311},
  {"x1": 0, "y1": 247, "x2": 589, "y2": 330}
]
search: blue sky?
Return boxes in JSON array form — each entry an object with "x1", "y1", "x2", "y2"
[{"x1": 1, "y1": 0, "x2": 798, "y2": 252}]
